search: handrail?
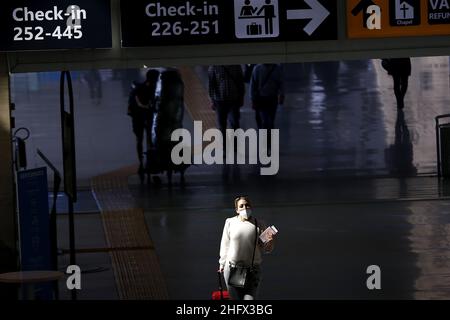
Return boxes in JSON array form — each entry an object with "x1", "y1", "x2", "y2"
[{"x1": 60, "y1": 70, "x2": 77, "y2": 301}]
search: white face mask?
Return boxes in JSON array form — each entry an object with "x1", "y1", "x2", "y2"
[{"x1": 239, "y1": 209, "x2": 252, "y2": 219}]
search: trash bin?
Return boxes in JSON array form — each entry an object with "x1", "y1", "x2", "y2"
[{"x1": 435, "y1": 115, "x2": 450, "y2": 178}]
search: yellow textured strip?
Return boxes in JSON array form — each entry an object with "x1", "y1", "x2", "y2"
[
  {"x1": 179, "y1": 67, "x2": 216, "y2": 131},
  {"x1": 91, "y1": 165, "x2": 169, "y2": 300}
]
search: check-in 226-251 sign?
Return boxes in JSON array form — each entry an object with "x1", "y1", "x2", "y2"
[
  {"x1": 120, "y1": 0, "x2": 337, "y2": 47},
  {"x1": 0, "y1": 0, "x2": 112, "y2": 51}
]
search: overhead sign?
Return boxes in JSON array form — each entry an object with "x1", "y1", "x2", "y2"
[
  {"x1": 347, "y1": 0, "x2": 450, "y2": 38},
  {"x1": 120, "y1": 0, "x2": 337, "y2": 47},
  {"x1": 121, "y1": 0, "x2": 227, "y2": 46},
  {"x1": 234, "y1": 0, "x2": 281, "y2": 39},
  {"x1": 389, "y1": 0, "x2": 421, "y2": 26},
  {"x1": 428, "y1": 0, "x2": 450, "y2": 24},
  {"x1": 284, "y1": 0, "x2": 337, "y2": 40},
  {"x1": 0, "y1": 0, "x2": 112, "y2": 52}
]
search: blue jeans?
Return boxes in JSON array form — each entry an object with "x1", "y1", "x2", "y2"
[{"x1": 224, "y1": 263, "x2": 261, "y2": 300}]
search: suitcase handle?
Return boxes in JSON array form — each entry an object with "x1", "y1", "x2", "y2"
[{"x1": 217, "y1": 271, "x2": 224, "y2": 300}]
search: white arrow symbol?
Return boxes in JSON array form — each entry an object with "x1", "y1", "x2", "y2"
[{"x1": 286, "y1": 0, "x2": 330, "y2": 36}]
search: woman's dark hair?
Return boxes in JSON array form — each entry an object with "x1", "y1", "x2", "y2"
[{"x1": 234, "y1": 196, "x2": 251, "y2": 211}]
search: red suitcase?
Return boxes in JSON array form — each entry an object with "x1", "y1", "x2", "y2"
[{"x1": 212, "y1": 271, "x2": 230, "y2": 300}]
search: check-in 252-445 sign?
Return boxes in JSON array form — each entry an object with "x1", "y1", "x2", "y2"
[{"x1": 0, "y1": 0, "x2": 112, "y2": 51}]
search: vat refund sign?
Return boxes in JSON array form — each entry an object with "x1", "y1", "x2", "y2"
[
  {"x1": 120, "y1": 0, "x2": 338, "y2": 47},
  {"x1": 0, "y1": 0, "x2": 112, "y2": 51},
  {"x1": 347, "y1": 0, "x2": 450, "y2": 38}
]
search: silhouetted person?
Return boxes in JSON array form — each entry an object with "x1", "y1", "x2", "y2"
[
  {"x1": 257, "y1": 0, "x2": 276, "y2": 35},
  {"x1": 250, "y1": 63, "x2": 284, "y2": 151},
  {"x1": 85, "y1": 70, "x2": 102, "y2": 105},
  {"x1": 128, "y1": 69, "x2": 160, "y2": 176},
  {"x1": 152, "y1": 68, "x2": 187, "y2": 186},
  {"x1": 121, "y1": 69, "x2": 142, "y2": 97},
  {"x1": 208, "y1": 65, "x2": 245, "y2": 154},
  {"x1": 385, "y1": 58, "x2": 411, "y2": 109}
]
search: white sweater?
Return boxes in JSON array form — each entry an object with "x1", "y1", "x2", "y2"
[{"x1": 219, "y1": 216, "x2": 263, "y2": 269}]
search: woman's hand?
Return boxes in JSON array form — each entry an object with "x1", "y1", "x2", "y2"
[{"x1": 263, "y1": 234, "x2": 276, "y2": 252}]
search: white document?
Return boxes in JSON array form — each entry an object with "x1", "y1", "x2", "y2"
[{"x1": 259, "y1": 225, "x2": 278, "y2": 243}]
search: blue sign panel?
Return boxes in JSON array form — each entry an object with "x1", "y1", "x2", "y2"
[
  {"x1": 0, "y1": 0, "x2": 112, "y2": 51},
  {"x1": 17, "y1": 167, "x2": 53, "y2": 299},
  {"x1": 120, "y1": 0, "x2": 338, "y2": 47},
  {"x1": 18, "y1": 167, "x2": 51, "y2": 271},
  {"x1": 18, "y1": 167, "x2": 52, "y2": 271}
]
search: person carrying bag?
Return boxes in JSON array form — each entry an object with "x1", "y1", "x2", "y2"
[{"x1": 218, "y1": 196, "x2": 276, "y2": 300}]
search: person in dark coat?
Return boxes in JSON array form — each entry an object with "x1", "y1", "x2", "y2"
[
  {"x1": 386, "y1": 58, "x2": 411, "y2": 110},
  {"x1": 84, "y1": 69, "x2": 102, "y2": 104},
  {"x1": 128, "y1": 69, "x2": 160, "y2": 176},
  {"x1": 151, "y1": 68, "x2": 187, "y2": 185},
  {"x1": 208, "y1": 65, "x2": 245, "y2": 155},
  {"x1": 250, "y1": 63, "x2": 284, "y2": 152}
]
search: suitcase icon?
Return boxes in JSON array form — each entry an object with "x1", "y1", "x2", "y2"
[{"x1": 247, "y1": 22, "x2": 262, "y2": 36}]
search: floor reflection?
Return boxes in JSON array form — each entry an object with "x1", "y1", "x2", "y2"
[
  {"x1": 407, "y1": 201, "x2": 450, "y2": 299},
  {"x1": 384, "y1": 110, "x2": 417, "y2": 177}
]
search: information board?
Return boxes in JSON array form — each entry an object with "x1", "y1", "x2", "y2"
[
  {"x1": 0, "y1": 0, "x2": 112, "y2": 51},
  {"x1": 120, "y1": 0, "x2": 338, "y2": 47},
  {"x1": 17, "y1": 167, "x2": 51, "y2": 272},
  {"x1": 347, "y1": 0, "x2": 450, "y2": 38}
]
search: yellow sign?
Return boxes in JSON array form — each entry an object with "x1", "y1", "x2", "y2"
[{"x1": 347, "y1": 0, "x2": 450, "y2": 38}]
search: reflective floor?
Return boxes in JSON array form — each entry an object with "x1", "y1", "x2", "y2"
[
  {"x1": 10, "y1": 57, "x2": 450, "y2": 299},
  {"x1": 135, "y1": 184, "x2": 450, "y2": 299}
]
